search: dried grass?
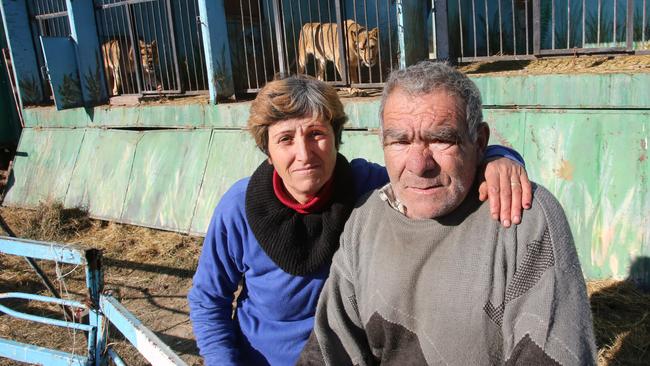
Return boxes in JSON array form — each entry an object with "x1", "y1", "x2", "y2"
[
  {"x1": 459, "y1": 54, "x2": 650, "y2": 76},
  {"x1": 588, "y1": 279, "x2": 650, "y2": 365}
]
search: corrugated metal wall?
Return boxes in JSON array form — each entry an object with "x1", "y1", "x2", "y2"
[{"x1": 4, "y1": 72, "x2": 650, "y2": 283}]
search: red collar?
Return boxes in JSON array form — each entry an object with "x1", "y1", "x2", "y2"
[{"x1": 272, "y1": 170, "x2": 334, "y2": 214}]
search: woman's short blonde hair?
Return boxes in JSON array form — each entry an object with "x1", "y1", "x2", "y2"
[{"x1": 248, "y1": 74, "x2": 348, "y2": 155}]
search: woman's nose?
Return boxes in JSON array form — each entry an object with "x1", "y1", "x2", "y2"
[{"x1": 295, "y1": 136, "x2": 311, "y2": 161}]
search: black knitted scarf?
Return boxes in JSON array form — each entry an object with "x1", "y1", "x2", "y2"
[{"x1": 245, "y1": 154, "x2": 356, "y2": 276}]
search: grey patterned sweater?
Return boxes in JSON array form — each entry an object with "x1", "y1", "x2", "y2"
[{"x1": 298, "y1": 184, "x2": 597, "y2": 365}]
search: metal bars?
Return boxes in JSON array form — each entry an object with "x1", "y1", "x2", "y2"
[
  {"x1": 95, "y1": 0, "x2": 208, "y2": 96},
  {"x1": 227, "y1": 0, "x2": 279, "y2": 93},
  {"x1": 450, "y1": 0, "x2": 650, "y2": 62},
  {"x1": 227, "y1": 0, "x2": 397, "y2": 93}
]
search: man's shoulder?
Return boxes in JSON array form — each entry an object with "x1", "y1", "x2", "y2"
[{"x1": 522, "y1": 183, "x2": 569, "y2": 230}]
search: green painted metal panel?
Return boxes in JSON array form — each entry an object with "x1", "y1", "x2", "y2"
[
  {"x1": 474, "y1": 73, "x2": 650, "y2": 108},
  {"x1": 18, "y1": 73, "x2": 650, "y2": 129},
  {"x1": 515, "y1": 110, "x2": 650, "y2": 281},
  {"x1": 4, "y1": 128, "x2": 85, "y2": 207},
  {"x1": 64, "y1": 129, "x2": 139, "y2": 220},
  {"x1": 120, "y1": 130, "x2": 212, "y2": 232},
  {"x1": 189, "y1": 130, "x2": 265, "y2": 235}
]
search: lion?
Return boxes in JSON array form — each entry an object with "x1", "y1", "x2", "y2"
[
  {"x1": 297, "y1": 19, "x2": 379, "y2": 88},
  {"x1": 102, "y1": 39, "x2": 160, "y2": 95}
]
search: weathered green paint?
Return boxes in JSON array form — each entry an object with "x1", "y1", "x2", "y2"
[
  {"x1": 481, "y1": 108, "x2": 650, "y2": 281},
  {"x1": 64, "y1": 129, "x2": 140, "y2": 221},
  {"x1": 3, "y1": 128, "x2": 85, "y2": 207},
  {"x1": 5, "y1": 75, "x2": 650, "y2": 283},
  {"x1": 120, "y1": 130, "x2": 212, "y2": 232},
  {"x1": 190, "y1": 130, "x2": 265, "y2": 235},
  {"x1": 474, "y1": 73, "x2": 650, "y2": 108},
  {"x1": 20, "y1": 72, "x2": 650, "y2": 129}
]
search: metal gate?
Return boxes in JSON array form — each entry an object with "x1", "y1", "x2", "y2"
[
  {"x1": 0, "y1": 236, "x2": 187, "y2": 366},
  {"x1": 26, "y1": 0, "x2": 70, "y2": 102}
]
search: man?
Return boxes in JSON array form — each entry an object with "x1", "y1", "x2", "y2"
[{"x1": 298, "y1": 62, "x2": 597, "y2": 365}]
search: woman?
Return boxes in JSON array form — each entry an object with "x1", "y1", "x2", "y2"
[{"x1": 188, "y1": 75, "x2": 530, "y2": 366}]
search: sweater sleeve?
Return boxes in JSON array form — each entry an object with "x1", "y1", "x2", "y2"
[
  {"x1": 484, "y1": 144, "x2": 526, "y2": 167},
  {"x1": 297, "y1": 231, "x2": 374, "y2": 366},
  {"x1": 499, "y1": 186, "x2": 597, "y2": 366},
  {"x1": 188, "y1": 192, "x2": 247, "y2": 366}
]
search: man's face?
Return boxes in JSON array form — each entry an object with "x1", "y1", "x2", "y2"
[{"x1": 381, "y1": 87, "x2": 488, "y2": 219}]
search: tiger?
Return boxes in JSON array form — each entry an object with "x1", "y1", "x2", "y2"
[
  {"x1": 297, "y1": 19, "x2": 379, "y2": 90},
  {"x1": 102, "y1": 39, "x2": 160, "y2": 95}
]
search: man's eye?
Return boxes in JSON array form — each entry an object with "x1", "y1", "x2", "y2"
[
  {"x1": 431, "y1": 140, "x2": 454, "y2": 151},
  {"x1": 278, "y1": 136, "x2": 292, "y2": 143}
]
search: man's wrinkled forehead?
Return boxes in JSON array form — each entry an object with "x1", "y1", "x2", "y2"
[{"x1": 383, "y1": 88, "x2": 466, "y2": 124}]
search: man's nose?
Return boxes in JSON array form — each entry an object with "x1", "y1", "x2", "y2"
[{"x1": 406, "y1": 144, "x2": 437, "y2": 175}]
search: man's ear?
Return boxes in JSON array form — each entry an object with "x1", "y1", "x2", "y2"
[{"x1": 475, "y1": 122, "x2": 490, "y2": 159}]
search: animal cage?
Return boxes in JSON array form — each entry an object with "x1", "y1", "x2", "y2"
[
  {"x1": 229, "y1": 0, "x2": 400, "y2": 94},
  {"x1": 446, "y1": 0, "x2": 650, "y2": 62},
  {"x1": 94, "y1": 0, "x2": 209, "y2": 97}
]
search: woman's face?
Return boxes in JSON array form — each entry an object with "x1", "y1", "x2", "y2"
[{"x1": 267, "y1": 116, "x2": 338, "y2": 204}]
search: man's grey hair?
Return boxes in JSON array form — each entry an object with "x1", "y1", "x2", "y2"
[{"x1": 379, "y1": 61, "x2": 483, "y2": 142}]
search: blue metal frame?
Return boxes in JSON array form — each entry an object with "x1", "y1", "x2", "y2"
[{"x1": 0, "y1": 236, "x2": 188, "y2": 366}]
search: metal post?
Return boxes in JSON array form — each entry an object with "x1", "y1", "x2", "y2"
[
  {"x1": 85, "y1": 249, "x2": 103, "y2": 365},
  {"x1": 197, "y1": 0, "x2": 234, "y2": 102},
  {"x1": 533, "y1": 0, "x2": 540, "y2": 55},
  {"x1": 334, "y1": 0, "x2": 348, "y2": 84},
  {"x1": 432, "y1": 0, "x2": 451, "y2": 62},
  {"x1": 272, "y1": 0, "x2": 286, "y2": 75},
  {"x1": 626, "y1": 0, "x2": 634, "y2": 51}
]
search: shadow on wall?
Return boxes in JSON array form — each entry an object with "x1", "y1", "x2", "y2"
[{"x1": 590, "y1": 256, "x2": 650, "y2": 365}]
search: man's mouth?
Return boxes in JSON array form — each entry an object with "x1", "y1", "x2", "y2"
[{"x1": 406, "y1": 183, "x2": 443, "y2": 194}]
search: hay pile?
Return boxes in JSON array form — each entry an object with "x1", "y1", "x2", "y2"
[
  {"x1": 459, "y1": 54, "x2": 650, "y2": 76},
  {"x1": 589, "y1": 280, "x2": 650, "y2": 365}
]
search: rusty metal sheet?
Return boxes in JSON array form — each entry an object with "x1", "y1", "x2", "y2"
[
  {"x1": 120, "y1": 129, "x2": 212, "y2": 233},
  {"x1": 4, "y1": 128, "x2": 85, "y2": 207},
  {"x1": 64, "y1": 129, "x2": 140, "y2": 221}
]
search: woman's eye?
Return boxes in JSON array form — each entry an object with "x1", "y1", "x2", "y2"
[
  {"x1": 278, "y1": 136, "x2": 292, "y2": 143},
  {"x1": 310, "y1": 130, "x2": 325, "y2": 138}
]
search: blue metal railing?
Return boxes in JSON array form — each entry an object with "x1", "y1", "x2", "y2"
[{"x1": 0, "y1": 235, "x2": 188, "y2": 366}]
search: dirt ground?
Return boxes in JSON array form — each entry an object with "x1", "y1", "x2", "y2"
[{"x1": 0, "y1": 204, "x2": 649, "y2": 365}]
